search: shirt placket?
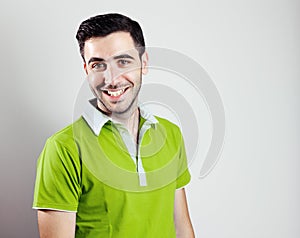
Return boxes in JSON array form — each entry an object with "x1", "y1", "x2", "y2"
[{"x1": 116, "y1": 123, "x2": 152, "y2": 187}]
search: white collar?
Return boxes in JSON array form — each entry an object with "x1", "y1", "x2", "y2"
[{"x1": 82, "y1": 98, "x2": 158, "y2": 136}]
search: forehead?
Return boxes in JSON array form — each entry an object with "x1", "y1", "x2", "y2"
[{"x1": 84, "y1": 32, "x2": 137, "y2": 61}]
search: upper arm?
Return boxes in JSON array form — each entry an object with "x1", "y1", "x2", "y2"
[
  {"x1": 174, "y1": 188, "x2": 195, "y2": 238},
  {"x1": 33, "y1": 137, "x2": 80, "y2": 237},
  {"x1": 33, "y1": 137, "x2": 81, "y2": 211},
  {"x1": 38, "y1": 210, "x2": 76, "y2": 238}
]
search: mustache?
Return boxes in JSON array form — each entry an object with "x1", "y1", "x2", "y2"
[{"x1": 95, "y1": 83, "x2": 132, "y2": 91}]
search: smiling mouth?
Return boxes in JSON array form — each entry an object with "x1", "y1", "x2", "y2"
[{"x1": 102, "y1": 87, "x2": 129, "y2": 97}]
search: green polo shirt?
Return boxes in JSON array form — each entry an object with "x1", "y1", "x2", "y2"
[{"x1": 33, "y1": 99, "x2": 191, "y2": 238}]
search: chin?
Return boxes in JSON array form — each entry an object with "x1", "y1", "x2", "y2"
[
  {"x1": 110, "y1": 104, "x2": 136, "y2": 115},
  {"x1": 110, "y1": 108, "x2": 130, "y2": 115}
]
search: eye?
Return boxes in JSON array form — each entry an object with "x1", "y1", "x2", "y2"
[
  {"x1": 118, "y1": 59, "x2": 131, "y2": 66},
  {"x1": 91, "y1": 62, "x2": 107, "y2": 71}
]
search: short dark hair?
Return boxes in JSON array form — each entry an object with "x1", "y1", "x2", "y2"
[{"x1": 76, "y1": 13, "x2": 145, "y2": 61}]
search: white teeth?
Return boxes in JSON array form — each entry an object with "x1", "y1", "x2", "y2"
[{"x1": 107, "y1": 89, "x2": 124, "y2": 97}]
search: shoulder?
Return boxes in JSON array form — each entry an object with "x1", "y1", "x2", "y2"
[
  {"x1": 154, "y1": 116, "x2": 181, "y2": 132},
  {"x1": 37, "y1": 118, "x2": 87, "y2": 173},
  {"x1": 44, "y1": 117, "x2": 86, "y2": 155},
  {"x1": 153, "y1": 116, "x2": 183, "y2": 141}
]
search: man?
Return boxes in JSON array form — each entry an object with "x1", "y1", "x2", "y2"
[{"x1": 33, "y1": 13, "x2": 195, "y2": 238}]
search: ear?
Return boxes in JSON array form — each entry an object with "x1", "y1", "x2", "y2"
[
  {"x1": 141, "y1": 51, "x2": 149, "y2": 75},
  {"x1": 84, "y1": 63, "x2": 88, "y2": 75}
]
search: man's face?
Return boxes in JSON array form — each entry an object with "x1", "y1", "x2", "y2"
[{"x1": 83, "y1": 32, "x2": 148, "y2": 115}]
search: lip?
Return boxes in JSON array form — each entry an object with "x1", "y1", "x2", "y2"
[{"x1": 101, "y1": 86, "x2": 130, "y2": 100}]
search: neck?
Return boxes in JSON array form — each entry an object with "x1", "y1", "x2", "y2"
[
  {"x1": 116, "y1": 108, "x2": 140, "y2": 143},
  {"x1": 113, "y1": 107, "x2": 139, "y2": 130},
  {"x1": 97, "y1": 101, "x2": 140, "y2": 142}
]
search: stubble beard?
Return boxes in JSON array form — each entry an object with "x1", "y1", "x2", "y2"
[{"x1": 91, "y1": 82, "x2": 141, "y2": 117}]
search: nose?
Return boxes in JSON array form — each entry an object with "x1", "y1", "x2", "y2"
[{"x1": 103, "y1": 64, "x2": 121, "y2": 86}]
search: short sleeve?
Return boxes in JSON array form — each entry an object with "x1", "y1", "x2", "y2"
[
  {"x1": 33, "y1": 137, "x2": 81, "y2": 212},
  {"x1": 176, "y1": 132, "x2": 191, "y2": 189}
]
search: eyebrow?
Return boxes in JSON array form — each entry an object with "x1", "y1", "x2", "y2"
[
  {"x1": 88, "y1": 57, "x2": 105, "y2": 65},
  {"x1": 87, "y1": 54, "x2": 135, "y2": 65},
  {"x1": 113, "y1": 54, "x2": 135, "y2": 60}
]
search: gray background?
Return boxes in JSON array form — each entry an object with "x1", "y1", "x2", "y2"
[{"x1": 0, "y1": 0, "x2": 299, "y2": 237}]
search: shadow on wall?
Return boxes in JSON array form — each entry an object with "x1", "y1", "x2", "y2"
[
  {"x1": 0, "y1": 95, "x2": 53, "y2": 238},
  {"x1": 0, "y1": 30, "x2": 60, "y2": 238}
]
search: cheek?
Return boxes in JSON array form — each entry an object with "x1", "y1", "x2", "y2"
[
  {"x1": 122, "y1": 69, "x2": 142, "y2": 84},
  {"x1": 87, "y1": 73, "x2": 105, "y2": 88}
]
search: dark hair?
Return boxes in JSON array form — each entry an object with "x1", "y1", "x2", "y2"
[{"x1": 76, "y1": 13, "x2": 145, "y2": 61}]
